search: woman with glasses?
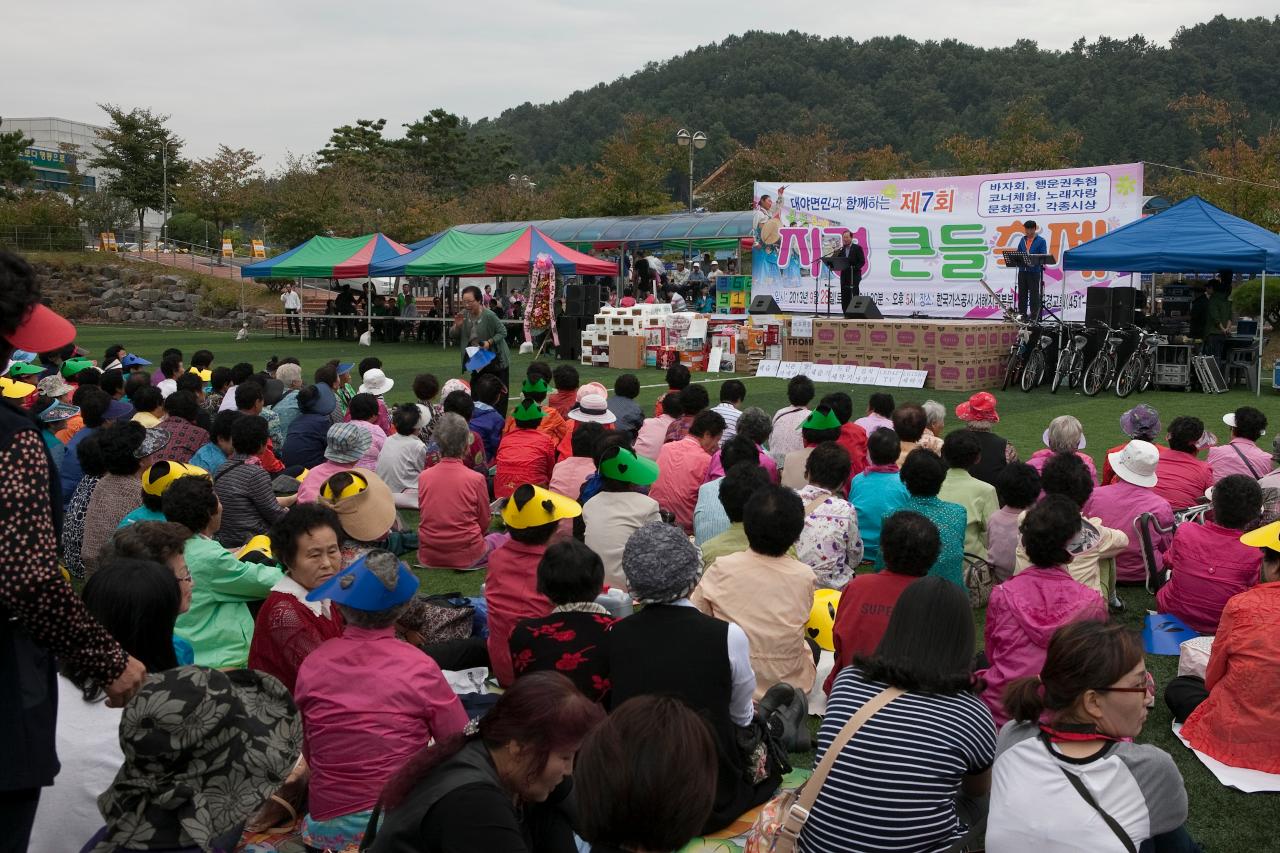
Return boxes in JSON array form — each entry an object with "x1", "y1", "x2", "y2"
[{"x1": 987, "y1": 620, "x2": 1197, "y2": 853}]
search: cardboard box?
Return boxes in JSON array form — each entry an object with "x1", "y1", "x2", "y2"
[
  {"x1": 812, "y1": 320, "x2": 841, "y2": 348},
  {"x1": 811, "y1": 346, "x2": 840, "y2": 365},
  {"x1": 838, "y1": 350, "x2": 867, "y2": 366},
  {"x1": 933, "y1": 358, "x2": 979, "y2": 391},
  {"x1": 782, "y1": 338, "x2": 813, "y2": 362},
  {"x1": 864, "y1": 321, "x2": 893, "y2": 350},
  {"x1": 679, "y1": 350, "x2": 707, "y2": 372},
  {"x1": 888, "y1": 352, "x2": 918, "y2": 371},
  {"x1": 934, "y1": 324, "x2": 986, "y2": 356},
  {"x1": 609, "y1": 335, "x2": 645, "y2": 370},
  {"x1": 891, "y1": 323, "x2": 926, "y2": 354},
  {"x1": 656, "y1": 347, "x2": 679, "y2": 369}
]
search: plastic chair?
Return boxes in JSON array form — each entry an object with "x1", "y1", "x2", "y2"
[
  {"x1": 1225, "y1": 347, "x2": 1258, "y2": 388},
  {"x1": 1134, "y1": 512, "x2": 1177, "y2": 594}
]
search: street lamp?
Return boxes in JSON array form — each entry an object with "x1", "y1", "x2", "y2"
[
  {"x1": 154, "y1": 138, "x2": 168, "y2": 251},
  {"x1": 675, "y1": 128, "x2": 707, "y2": 212}
]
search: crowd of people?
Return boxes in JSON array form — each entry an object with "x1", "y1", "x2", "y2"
[{"x1": 3, "y1": 249, "x2": 1277, "y2": 853}]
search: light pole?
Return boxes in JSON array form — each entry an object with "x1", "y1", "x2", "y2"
[
  {"x1": 155, "y1": 138, "x2": 168, "y2": 251},
  {"x1": 675, "y1": 128, "x2": 707, "y2": 212}
]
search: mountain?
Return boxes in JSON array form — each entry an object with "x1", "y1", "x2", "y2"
[{"x1": 479, "y1": 15, "x2": 1280, "y2": 175}]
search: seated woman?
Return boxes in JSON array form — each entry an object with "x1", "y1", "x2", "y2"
[
  {"x1": 693, "y1": 435, "x2": 761, "y2": 546},
  {"x1": 1028, "y1": 414, "x2": 1097, "y2": 483},
  {"x1": 98, "y1": 520, "x2": 196, "y2": 663},
  {"x1": 416, "y1": 413, "x2": 502, "y2": 570},
  {"x1": 423, "y1": 389, "x2": 488, "y2": 473},
  {"x1": 794, "y1": 440, "x2": 863, "y2": 589},
  {"x1": 163, "y1": 474, "x2": 280, "y2": 668},
  {"x1": 247, "y1": 503, "x2": 346, "y2": 693},
  {"x1": 282, "y1": 384, "x2": 337, "y2": 470},
  {"x1": 1016, "y1": 452, "x2": 1128, "y2": 600},
  {"x1": 978, "y1": 494, "x2": 1108, "y2": 727},
  {"x1": 699, "y1": 463, "x2": 773, "y2": 568},
  {"x1": 295, "y1": 550, "x2": 469, "y2": 851},
  {"x1": 610, "y1": 522, "x2": 781, "y2": 833},
  {"x1": 800, "y1": 577, "x2": 996, "y2": 853},
  {"x1": 1153, "y1": 415, "x2": 1215, "y2": 511},
  {"x1": 780, "y1": 405, "x2": 842, "y2": 490},
  {"x1": 987, "y1": 621, "x2": 1195, "y2": 853},
  {"x1": 704, "y1": 407, "x2": 780, "y2": 484},
  {"x1": 580, "y1": 445, "x2": 661, "y2": 591},
  {"x1": 80, "y1": 420, "x2": 159, "y2": 575},
  {"x1": 62, "y1": 432, "x2": 106, "y2": 579},
  {"x1": 212, "y1": 414, "x2": 291, "y2": 548},
  {"x1": 1157, "y1": 473, "x2": 1262, "y2": 633},
  {"x1": 1165, "y1": 520, "x2": 1280, "y2": 773},
  {"x1": 82, "y1": 667, "x2": 301, "y2": 853},
  {"x1": 850, "y1": 427, "x2": 910, "y2": 567},
  {"x1": 510, "y1": 539, "x2": 616, "y2": 702},
  {"x1": 575, "y1": 695, "x2": 718, "y2": 853},
  {"x1": 487, "y1": 485, "x2": 582, "y2": 687},
  {"x1": 31, "y1": 558, "x2": 184, "y2": 853},
  {"x1": 120, "y1": 460, "x2": 205, "y2": 527},
  {"x1": 365, "y1": 672, "x2": 604, "y2": 852},
  {"x1": 899, "y1": 447, "x2": 968, "y2": 588},
  {"x1": 494, "y1": 399, "x2": 557, "y2": 499}
]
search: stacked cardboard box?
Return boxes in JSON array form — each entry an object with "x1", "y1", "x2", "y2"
[{"x1": 585, "y1": 304, "x2": 676, "y2": 366}]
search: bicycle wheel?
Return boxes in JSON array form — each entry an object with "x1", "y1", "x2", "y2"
[
  {"x1": 1050, "y1": 349, "x2": 1071, "y2": 394},
  {"x1": 1068, "y1": 352, "x2": 1084, "y2": 389},
  {"x1": 1115, "y1": 353, "x2": 1142, "y2": 398},
  {"x1": 1001, "y1": 349, "x2": 1020, "y2": 391},
  {"x1": 1138, "y1": 356, "x2": 1155, "y2": 393},
  {"x1": 1021, "y1": 349, "x2": 1046, "y2": 392},
  {"x1": 1082, "y1": 352, "x2": 1111, "y2": 396}
]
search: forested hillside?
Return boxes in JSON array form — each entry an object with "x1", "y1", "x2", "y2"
[{"x1": 480, "y1": 15, "x2": 1280, "y2": 174}]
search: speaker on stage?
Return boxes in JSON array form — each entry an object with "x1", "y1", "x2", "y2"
[
  {"x1": 1109, "y1": 287, "x2": 1135, "y2": 326},
  {"x1": 748, "y1": 294, "x2": 782, "y2": 314},
  {"x1": 564, "y1": 284, "x2": 603, "y2": 318},
  {"x1": 556, "y1": 315, "x2": 585, "y2": 360},
  {"x1": 844, "y1": 295, "x2": 882, "y2": 320},
  {"x1": 1085, "y1": 287, "x2": 1138, "y2": 327}
]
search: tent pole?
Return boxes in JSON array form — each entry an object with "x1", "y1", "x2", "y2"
[{"x1": 1259, "y1": 271, "x2": 1267, "y2": 396}]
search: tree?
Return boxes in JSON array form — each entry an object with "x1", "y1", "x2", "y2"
[
  {"x1": 591, "y1": 114, "x2": 682, "y2": 216},
  {"x1": 177, "y1": 145, "x2": 264, "y2": 248},
  {"x1": 78, "y1": 181, "x2": 136, "y2": 237},
  {"x1": 57, "y1": 142, "x2": 87, "y2": 209},
  {"x1": 88, "y1": 104, "x2": 188, "y2": 243},
  {"x1": 938, "y1": 97, "x2": 1082, "y2": 174},
  {"x1": 0, "y1": 118, "x2": 34, "y2": 197},
  {"x1": 317, "y1": 119, "x2": 391, "y2": 171},
  {"x1": 699, "y1": 127, "x2": 861, "y2": 211},
  {"x1": 1158, "y1": 94, "x2": 1280, "y2": 229}
]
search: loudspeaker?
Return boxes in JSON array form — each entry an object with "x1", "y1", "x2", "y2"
[
  {"x1": 1085, "y1": 287, "x2": 1138, "y2": 327},
  {"x1": 844, "y1": 295, "x2": 882, "y2": 320},
  {"x1": 748, "y1": 294, "x2": 782, "y2": 314},
  {"x1": 1109, "y1": 287, "x2": 1135, "y2": 326},
  {"x1": 564, "y1": 284, "x2": 603, "y2": 318},
  {"x1": 557, "y1": 316, "x2": 585, "y2": 360}
]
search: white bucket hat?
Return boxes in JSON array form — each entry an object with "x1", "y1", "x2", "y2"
[
  {"x1": 569, "y1": 393, "x2": 616, "y2": 424},
  {"x1": 1108, "y1": 439, "x2": 1159, "y2": 488},
  {"x1": 359, "y1": 368, "x2": 394, "y2": 396}
]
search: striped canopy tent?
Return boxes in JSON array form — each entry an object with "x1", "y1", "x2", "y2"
[
  {"x1": 370, "y1": 226, "x2": 619, "y2": 277},
  {"x1": 240, "y1": 233, "x2": 412, "y2": 279}
]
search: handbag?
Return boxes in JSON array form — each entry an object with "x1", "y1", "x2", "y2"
[
  {"x1": 963, "y1": 553, "x2": 995, "y2": 609},
  {"x1": 396, "y1": 593, "x2": 475, "y2": 647},
  {"x1": 745, "y1": 686, "x2": 903, "y2": 853}
]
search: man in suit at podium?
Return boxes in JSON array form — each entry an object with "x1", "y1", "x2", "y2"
[
  {"x1": 838, "y1": 230, "x2": 866, "y2": 313},
  {"x1": 1016, "y1": 220, "x2": 1048, "y2": 319}
]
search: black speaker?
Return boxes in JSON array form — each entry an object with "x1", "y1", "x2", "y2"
[
  {"x1": 556, "y1": 315, "x2": 585, "y2": 360},
  {"x1": 748, "y1": 294, "x2": 782, "y2": 314},
  {"x1": 1085, "y1": 287, "x2": 1138, "y2": 327},
  {"x1": 564, "y1": 284, "x2": 603, "y2": 318},
  {"x1": 844, "y1": 295, "x2": 882, "y2": 319},
  {"x1": 1109, "y1": 287, "x2": 1135, "y2": 326}
]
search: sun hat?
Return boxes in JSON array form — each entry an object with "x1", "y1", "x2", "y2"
[
  {"x1": 569, "y1": 393, "x2": 616, "y2": 424},
  {"x1": 323, "y1": 422, "x2": 372, "y2": 464},
  {"x1": 336, "y1": 361, "x2": 355, "y2": 376},
  {"x1": 91, "y1": 666, "x2": 301, "y2": 853},
  {"x1": 441, "y1": 377, "x2": 471, "y2": 398},
  {"x1": 1120, "y1": 404, "x2": 1160, "y2": 438},
  {"x1": 188, "y1": 366, "x2": 213, "y2": 383},
  {"x1": 301, "y1": 383, "x2": 337, "y2": 416},
  {"x1": 0, "y1": 377, "x2": 35, "y2": 400},
  {"x1": 956, "y1": 391, "x2": 999, "y2": 423},
  {"x1": 10, "y1": 349, "x2": 37, "y2": 363},
  {"x1": 135, "y1": 427, "x2": 171, "y2": 460},
  {"x1": 512, "y1": 399, "x2": 545, "y2": 423},
  {"x1": 801, "y1": 407, "x2": 842, "y2": 431},
  {"x1": 36, "y1": 374, "x2": 73, "y2": 398},
  {"x1": 104, "y1": 398, "x2": 134, "y2": 421},
  {"x1": 120, "y1": 353, "x2": 151, "y2": 368},
  {"x1": 1108, "y1": 440, "x2": 1159, "y2": 488},
  {"x1": 502, "y1": 484, "x2": 582, "y2": 529},
  {"x1": 7, "y1": 361, "x2": 44, "y2": 377},
  {"x1": 521, "y1": 377, "x2": 549, "y2": 395},
  {"x1": 142, "y1": 460, "x2": 207, "y2": 497},
  {"x1": 1223, "y1": 410, "x2": 1265, "y2": 436},
  {"x1": 599, "y1": 446, "x2": 659, "y2": 486},
  {"x1": 60, "y1": 356, "x2": 94, "y2": 378},
  {"x1": 2, "y1": 299, "x2": 75, "y2": 353},
  {"x1": 37, "y1": 401, "x2": 78, "y2": 423},
  {"x1": 622, "y1": 521, "x2": 702, "y2": 604},
  {"x1": 576, "y1": 382, "x2": 608, "y2": 403},
  {"x1": 317, "y1": 468, "x2": 395, "y2": 542},
  {"x1": 236, "y1": 534, "x2": 273, "y2": 562},
  {"x1": 359, "y1": 368, "x2": 395, "y2": 396},
  {"x1": 307, "y1": 549, "x2": 419, "y2": 611},
  {"x1": 1240, "y1": 519, "x2": 1280, "y2": 549}
]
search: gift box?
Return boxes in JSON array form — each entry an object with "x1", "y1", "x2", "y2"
[{"x1": 656, "y1": 347, "x2": 679, "y2": 369}]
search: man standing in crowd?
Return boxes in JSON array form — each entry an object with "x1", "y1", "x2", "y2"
[{"x1": 280, "y1": 284, "x2": 302, "y2": 335}]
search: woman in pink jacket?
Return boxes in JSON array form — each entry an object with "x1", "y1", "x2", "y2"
[{"x1": 978, "y1": 494, "x2": 1108, "y2": 727}]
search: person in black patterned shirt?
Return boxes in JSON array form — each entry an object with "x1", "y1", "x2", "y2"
[{"x1": 509, "y1": 539, "x2": 615, "y2": 702}]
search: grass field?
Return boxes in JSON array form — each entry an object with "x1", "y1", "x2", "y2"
[{"x1": 74, "y1": 324, "x2": 1279, "y2": 849}]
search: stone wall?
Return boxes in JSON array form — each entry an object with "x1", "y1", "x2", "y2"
[{"x1": 35, "y1": 260, "x2": 273, "y2": 329}]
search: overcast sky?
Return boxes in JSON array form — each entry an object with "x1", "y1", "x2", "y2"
[{"x1": 5, "y1": 1, "x2": 1273, "y2": 170}]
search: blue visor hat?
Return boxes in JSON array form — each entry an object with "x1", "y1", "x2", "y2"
[{"x1": 306, "y1": 550, "x2": 419, "y2": 611}]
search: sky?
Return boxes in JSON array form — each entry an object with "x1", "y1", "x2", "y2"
[{"x1": 4, "y1": 1, "x2": 1274, "y2": 170}]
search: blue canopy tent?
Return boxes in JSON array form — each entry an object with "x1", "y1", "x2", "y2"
[{"x1": 1063, "y1": 196, "x2": 1280, "y2": 393}]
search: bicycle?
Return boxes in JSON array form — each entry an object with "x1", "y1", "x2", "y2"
[
  {"x1": 1021, "y1": 322, "x2": 1055, "y2": 392},
  {"x1": 1115, "y1": 326, "x2": 1159, "y2": 397},
  {"x1": 1001, "y1": 317, "x2": 1037, "y2": 391},
  {"x1": 1081, "y1": 321, "x2": 1129, "y2": 396},
  {"x1": 1051, "y1": 321, "x2": 1089, "y2": 394}
]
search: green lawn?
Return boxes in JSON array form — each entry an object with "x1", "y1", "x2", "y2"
[{"x1": 74, "y1": 324, "x2": 1279, "y2": 849}]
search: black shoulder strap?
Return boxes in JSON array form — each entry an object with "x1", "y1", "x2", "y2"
[
  {"x1": 212, "y1": 458, "x2": 248, "y2": 483},
  {"x1": 1058, "y1": 766, "x2": 1137, "y2": 853},
  {"x1": 1230, "y1": 442, "x2": 1262, "y2": 479},
  {"x1": 358, "y1": 801, "x2": 381, "y2": 850}
]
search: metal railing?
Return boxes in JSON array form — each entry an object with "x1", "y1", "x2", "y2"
[{"x1": 263, "y1": 312, "x2": 525, "y2": 347}]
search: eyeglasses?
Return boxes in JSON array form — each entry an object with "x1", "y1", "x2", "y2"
[
  {"x1": 175, "y1": 573, "x2": 193, "y2": 584},
  {"x1": 1094, "y1": 671, "x2": 1155, "y2": 697}
]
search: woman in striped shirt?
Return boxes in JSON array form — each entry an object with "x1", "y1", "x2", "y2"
[{"x1": 800, "y1": 576, "x2": 996, "y2": 853}]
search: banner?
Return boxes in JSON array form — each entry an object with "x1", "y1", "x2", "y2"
[{"x1": 751, "y1": 163, "x2": 1143, "y2": 319}]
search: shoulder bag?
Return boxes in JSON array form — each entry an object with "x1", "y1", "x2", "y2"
[
  {"x1": 1058, "y1": 766, "x2": 1137, "y2": 853},
  {"x1": 745, "y1": 686, "x2": 904, "y2": 853}
]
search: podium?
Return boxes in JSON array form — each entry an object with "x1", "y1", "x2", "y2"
[
  {"x1": 1000, "y1": 251, "x2": 1058, "y2": 319},
  {"x1": 818, "y1": 254, "x2": 850, "y2": 317}
]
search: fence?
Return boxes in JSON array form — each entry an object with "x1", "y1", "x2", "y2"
[{"x1": 0, "y1": 225, "x2": 99, "y2": 252}]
